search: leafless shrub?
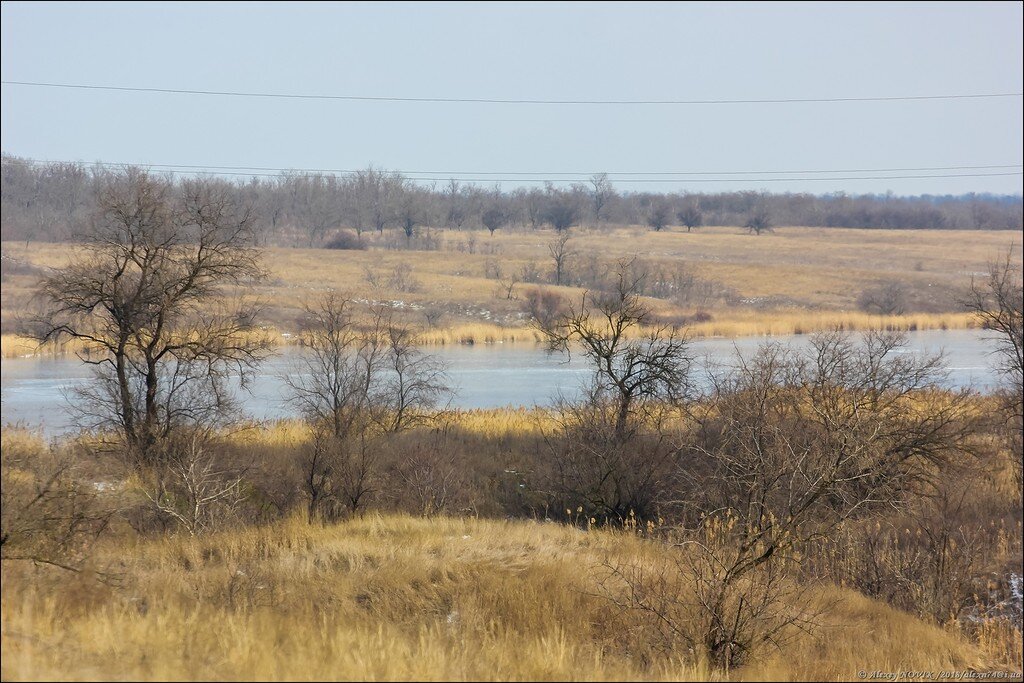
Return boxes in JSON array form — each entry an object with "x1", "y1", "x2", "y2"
[
  {"x1": 142, "y1": 429, "x2": 246, "y2": 535},
  {"x1": 961, "y1": 249, "x2": 1023, "y2": 489},
  {"x1": 494, "y1": 276, "x2": 519, "y2": 301},
  {"x1": 858, "y1": 280, "x2": 908, "y2": 316},
  {"x1": 522, "y1": 288, "x2": 567, "y2": 337},
  {"x1": 520, "y1": 261, "x2": 542, "y2": 284},
  {"x1": 288, "y1": 296, "x2": 451, "y2": 520},
  {"x1": 302, "y1": 426, "x2": 380, "y2": 521},
  {"x1": 324, "y1": 229, "x2": 366, "y2": 250},
  {"x1": 544, "y1": 386, "x2": 681, "y2": 522},
  {"x1": 363, "y1": 266, "x2": 384, "y2": 289},
  {"x1": 483, "y1": 257, "x2": 503, "y2": 280},
  {"x1": 1, "y1": 438, "x2": 115, "y2": 572},
  {"x1": 389, "y1": 437, "x2": 462, "y2": 516},
  {"x1": 388, "y1": 265, "x2": 421, "y2": 293},
  {"x1": 547, "y1": 233, "x2": 574, "y2": 286},
  {"x1": 602, "y1": 526, "x2": 820, "y2": 670},
  {"x1": 422, "y1": 306, "x2": 445, "y2": 328}
]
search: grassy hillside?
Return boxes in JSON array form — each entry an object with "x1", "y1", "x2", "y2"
[{"x1": 0, "y1": 513, "x2": 997, "y2": 682}]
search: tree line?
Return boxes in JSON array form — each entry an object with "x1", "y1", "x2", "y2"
[{"x1": 2, "y1": 155, "x2": 1021, "y2": 245}]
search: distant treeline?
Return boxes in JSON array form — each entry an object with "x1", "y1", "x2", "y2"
[{"x1": 2, "y1": 154, "x2": 1021, "y2": 245}]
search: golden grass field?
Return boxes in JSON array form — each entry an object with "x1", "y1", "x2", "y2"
[
  {"x1": 1, "y1": 512, "x2": 1006, "y2": 682},
  {"x1": 2, "y1": 225, "x2": 1018, "y2": 356}
]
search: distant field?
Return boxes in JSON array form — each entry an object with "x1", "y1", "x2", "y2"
[{"x1": 2, "y1": 225, "x2": 1018, "y2": 354}]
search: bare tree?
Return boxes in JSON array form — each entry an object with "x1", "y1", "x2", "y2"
[
  {"x1": 647, "y1": 203, "x2": 672, "y2": 232},
  {"x1": 396, "y1": 182, "x2": 428, "y2": 245},
  {"x1": 590, "y1": 173, "x2": 614, "y2": 225},
  {"x1": 495, "y1": 275, "x2": 519, "y2": 300},
  {"x1": 962, "y1": 249, "x2": 1023, "y2": 487},
  {"x1": 287, "y1": 296, "x2": 450, "y2": 519},
  {"x1": 547, "y1": 232, "x2": 575, "y2": 286},
  {"x1": 516, "y1": 187, "x2": 545, "y2": 230},
  {"x1": 143, "y1": 428, "x2": 245, "y2": 536},
  {"x1": 523, "y1": 287, "x2": 567, "y2": 331},
  {"x1": 542, "y1": 199, "x2": 580, "y2": 233},
  {"x1": 677, "y1": 202, "x2": 703, "y2": 232},
  {"x1": 963, "y1": 250, "x2": 1023, "y2": 396},
  {"x1": 535, "y1": 259, "x2": 691, "y2": 522},
  {"x1": 540, "y1": 257, "x2": 692, "y2": 441},
  {"x1": 745, "y1": 206, "x2": 773, "y2": 235},
  {"x1": 1, "y1": 439, "x2": 114, "y2": 572},
  {"x1": 609, "y1": 330, "x2": 974, "y2": 670},
  {"x1": 287, "y1": 294, "x2": 376, "y2": 439},
  {"x1": 602, "y1": 526, "x2": 819, "y2": 670},
  {"x1": 350, "y1": 166, "x2": 401, "y2": 235},
  {"x1": 857, "y1": 280, "x2": 907, "y2": 316},
  {"x1": 289, "y1": 173, "x2": 343, "y2": 246},
  {"x1": 482, "y1": 205, "x2": 512, "y2": 236},
  {"x1": 32, "y1": 169, "x2": 270, "y2": 465},
  {"x1": 370, "y1": 322, "x2": 450, "y2": 433},
  {"x1": 442, "y1": 179, "x2": 468, "y2": 231}
]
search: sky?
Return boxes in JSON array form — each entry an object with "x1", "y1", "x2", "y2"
[{"x1": 1, "y1": 1, "x2": 1022, "y2": 196}]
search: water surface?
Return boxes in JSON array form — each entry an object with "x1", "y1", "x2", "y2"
[{"x1": 0, "y1": 329, "x2": 1002, "y2": 437}]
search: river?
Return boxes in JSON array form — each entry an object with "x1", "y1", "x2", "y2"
[{"x1": 0, "y1": 329, "x2": 1004, "y2": 437}]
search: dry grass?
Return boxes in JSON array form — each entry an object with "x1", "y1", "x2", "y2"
[
  {"x1": 3, "y1": 226, "x2": 1017, "y2": 356},
  {"x1": 0, "y1": 513, "x2": 996, "y2": 682},
  {"x1": 0, "y1": 334, "x2": 101, "y2": 359},
  {"x1": 228, "y1": 408, "x2": 553, "y2": 448}
]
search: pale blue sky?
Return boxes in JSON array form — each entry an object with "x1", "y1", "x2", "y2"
[{"x1": 2, "y1": 1, "x2": 1022, "y2": 195}]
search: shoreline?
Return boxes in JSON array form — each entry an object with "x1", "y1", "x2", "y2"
[{"x1": 0, "y1": 311, "x2": 978, "y2": 359}]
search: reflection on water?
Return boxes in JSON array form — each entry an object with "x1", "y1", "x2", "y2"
[{"x1": 0, "y1": 329, "x2": 1004, "y2": 437}]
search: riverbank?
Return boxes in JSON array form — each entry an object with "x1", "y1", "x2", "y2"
[{"x1": 0, "y1": 310, "x2": 978, "y2": 358}]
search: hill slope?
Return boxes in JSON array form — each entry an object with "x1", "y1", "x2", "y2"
[{"x1": 1, "y1": 514, "x2": 991, "y2": 681}]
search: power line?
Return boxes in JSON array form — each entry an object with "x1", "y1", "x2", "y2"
[
  {"x1": 15, "y1": 158, "x2": 1023, "y2": 177},
  {"x1": 14, "y1": 158, "x2": 1023, "y2": 184},
  {"x1": 3, "y1": 80, "x2": 1023, "y2": 105}
]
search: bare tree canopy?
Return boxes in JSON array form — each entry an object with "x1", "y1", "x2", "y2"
[
  {"x1": 481, "y1": 205, "x2": 513, "y2": 236},
  {"x1": 961, "y1": 248, "x2": 1023, "y2": 487},
  {"x1": 31, "y1": 169, "x2": 270, "y2": 464},
  {"x1": 646, "y1": 203, "x2": 672, "y2": 232},
  {"x1": 540, "y1": 257, "x2": 692, "y2": 440},
  {"x1": 287, "y1": 294, "x2": 451, "y2": 520},
  {"x1": 677, "y1": 202, "x2": 703, "y2": 232},
  {"x1": 963, "y1": 249, "x2": 1024, "y2": 395},
  {"x1": 547, "y1": 232, "x2": 574, "y2": 287}
]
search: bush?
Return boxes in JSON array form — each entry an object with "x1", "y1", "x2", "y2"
[{"x1": 324, "y1": 230, "x2": 366, "y2": 250}]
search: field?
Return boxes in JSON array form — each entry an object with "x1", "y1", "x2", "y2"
[
  {"x1": 3, "y1": 224, "x2": 1017, "y2": 355},
  {"x1": 1, "y1": 512, "x2": 1005, "y2": 682}
]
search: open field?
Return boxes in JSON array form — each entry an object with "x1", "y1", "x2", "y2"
[
  {"x1": 1, "y1": 512, "x2": 1010, "y2": 682},
  {"x1": 2, "y1": 225, "x2": 1016, "y2": 355}
]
